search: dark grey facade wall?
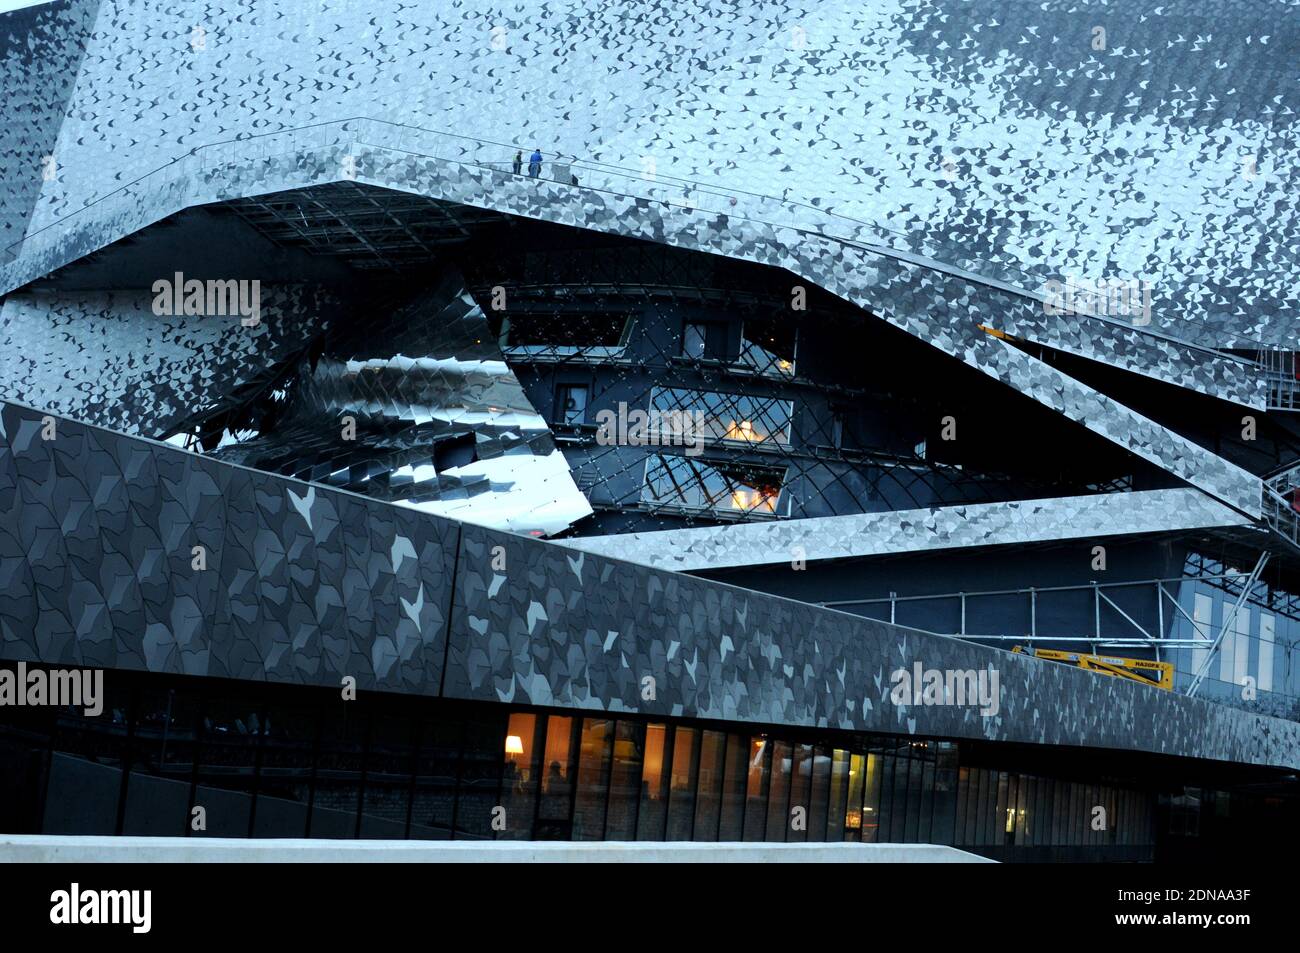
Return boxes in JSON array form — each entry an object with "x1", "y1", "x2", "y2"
[
  {"x1": 444, "y1": 522, "x2": 1300, "y2": 771},
  {"x1": 3, "y1": 400, "x2": 1298, "y2": 772},
  {"x1": 0, "y1": 402, "x2": 456, "y2": 693}
]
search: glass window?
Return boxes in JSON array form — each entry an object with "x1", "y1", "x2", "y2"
[
  {"x1": 117, "y1": 688, "x2": 200, "y2": 838},
  {"x1": 915, "y1": 755, "x2": 935, "y2": 844},
  {"x1": 826, "y1": 749, "x2": 850, "y2": 841},
  {"x1": 996, "y1": 773, "x2": 1012, "y2": 846},
  {"x1": 409, "y1": 719, "x2": 459, "y2": 840},
  {"x1": 693, "y1": 730, "x2": 726, "y2": 841},
  {"x1": 1068, "y1": 782, "x2": 1082, "y2": 847},
  {"x1": 862, "y1": 752, "x2": 883, "y2": 843},
  {"x1": 572, "y1": 718, "x2": 614, "y2": 840},
  {"x1": 454, "y1": 716, "x2": 505, "y2": 840},
  {"x1": 1191, "y1": 592, "x2": 1213, "y2": 682},
  {"x1": 682, "y1": 321, "x2": 728, "y2": 360},
  {"x1": 743, "y1": 736, "x2": 771, "y2": 841},
  {"x1": 605, "y1": 720, "x2": 644, "y2": 840},
  {"x1": 977, "y1": 769, "x2": 995, "y2": 846},
  {"x1": 786, "y1": 743, "x2": 814, "y2": 842},
  {"x1": 359, "y1": 713, "x2": 416, "y2": 839},
  {"x1": 1013, "y1": 775, "x2": 1029, "y2": 848},
  {"x1": 502, "y1": 311, "x2": 631, "y2": 349},
  {"x1": 1259, "y1": 612, "x2": 1275, "y2": 693},
  {"x1": 1051, "y1": 779, "x2": 1065, "y2": 845},
  {"x1": 666, "y1": 726, "x2": 700, "y2": 840},
  {"x1": 718, "y1": 735, "x2": 749, "y2": 841},
  {"x1": 843, "y1": 753, "x2": 865, "y2": 839},
  {"x1": 637, "y1": 723, "x2": 672, "y2": 840},
  {"x1": 931, "y1": 743, "x2": 958, "y2": 845},
  {"x1": 641, "y1": 454, "x2": 788, "y2": 516},
  {"x1": 250, "y1": 699, "x2": 317, "y2": 839},
  {"x1": 903, "y1": 747, "x2": 929, "y2": 842},
  {"x1": 765, "y1": 740, "x2": 793, "y2": 842},
  {"x1": 807, "y1": 746, "x2": 832, "y2": 842},
  {"x1": 554, "y1": 383, "x2": 589, "y2": 426},
  {"x1": 650, "y1": 387, "x2": 793, "y2": 446},
  {"x1": 499, "y1": 712, "x2": 544, "y2": 840},
  {"x1": 739, "y1": 316, "x2": 796, "y2": 377},
  {"x1": 193, "y1": 695, "x2": 269, "y2": 838},
  {"x1": 889, "y1": 753, "x2": 909, "y2": 843},
  {"x1": 534, "y1": 716, "x2": 577, "y2": 840},
  {"x1": 955, "y1": 767, "x2": 971, "y2": 845}
]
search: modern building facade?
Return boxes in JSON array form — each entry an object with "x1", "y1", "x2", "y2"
[{"x1": 1, "y1": 0, "x2": 1299, "y2": 861}]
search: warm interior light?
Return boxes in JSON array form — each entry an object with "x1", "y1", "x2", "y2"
[
  {"x1": 505, "y1": 735, "x2": 524, "y2": 756},
  {"x1": 724, "y1": 419, "x2": 760, "y2": 441}
]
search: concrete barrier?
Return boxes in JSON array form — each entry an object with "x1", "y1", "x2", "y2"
[{"x1": 0, "y1": 835, "x2": 993, "y2": 863}]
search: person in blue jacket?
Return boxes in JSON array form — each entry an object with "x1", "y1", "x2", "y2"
[{"x1": 528, "y1": 148, "x2": 542, "y2": 177}]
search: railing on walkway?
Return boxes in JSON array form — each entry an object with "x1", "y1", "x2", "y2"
[
  {"x1": 822, "y1": 567, "x2": 1299, "y2": 718},
  {"x1": 1264, "y1": 461, "x2": 1300, "y2": 551},
  {"x1": 0, "y1": 116, "x2": 1277, "y2": 364},
  {"x1": 1259, "y1": 348, "x2": 1300, "y2": 410}
]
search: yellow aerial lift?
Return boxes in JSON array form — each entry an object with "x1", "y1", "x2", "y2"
[{"x1": 1011, "y1": 646, "x2": 1174, "y2": 691}]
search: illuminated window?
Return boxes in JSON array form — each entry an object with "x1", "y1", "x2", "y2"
[
  {"x1": 641, "y1": 455, "x2": 787, "y2": 516},
  {"x1": 649, "y1": 387, "x2": 793, "y2": 446},
  {"x1": 739, "y1": 316, "x2": 796, "y2": 377}
]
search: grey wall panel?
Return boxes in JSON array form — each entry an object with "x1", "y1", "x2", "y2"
[{"x1": 0, "y1": 402, "x2": 456, "y2": 693}]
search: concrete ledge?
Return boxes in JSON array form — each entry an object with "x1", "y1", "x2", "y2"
[{"x1": 0, "y1": 835, "x2": 993, "y2": 863}]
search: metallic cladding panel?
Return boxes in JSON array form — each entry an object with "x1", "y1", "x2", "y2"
[
  {"x1": 561, "y1": 488, "x2": 1256, "y2": 572},
  {"x1": 0, "y1": 284, "x2": 339, "y2": 437},
  {"x1": 0, "y1": 0, "x2": 98, "y2": 254},
  {"x1": 0, "y1": 402, "x2": 456, "y2": 693},
  {"x1": 205, "y1": 266, "x2": 593, "y2": 534},
  {"x1": 5, "y1": 0, "x2": 1297, "y2": 349}
]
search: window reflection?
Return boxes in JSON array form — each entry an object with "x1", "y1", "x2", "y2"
[
  {"x1": 650, "y1": 387, "x2": 793, "y2": 446},
  {"x1": 637, "y1": 723, "x2": 671, "y2": 840},
  {"x1": 535, "y1": 716, "x2": 576, "y2": 839},
  {"x1": 0, "y1": 667, "x2": 1169, "y2": 857},
  {"x1": 641, "y1": 454, "x2": 787, "y2": 516}
]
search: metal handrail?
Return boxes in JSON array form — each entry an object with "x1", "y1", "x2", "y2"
[{"x1": 1, "y1": 115, "x2": 1279, "y2": 356}]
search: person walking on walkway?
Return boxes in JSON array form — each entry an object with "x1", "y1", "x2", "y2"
[
  {"x1": 512, "y1": 150, "x2": 523, "y2": 175},
  {"x1": 528, "y1": 148, "x2": 542, "y2": 177}
]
